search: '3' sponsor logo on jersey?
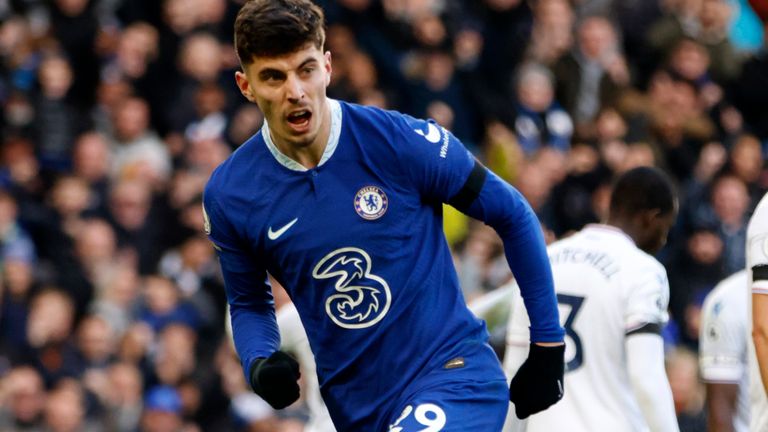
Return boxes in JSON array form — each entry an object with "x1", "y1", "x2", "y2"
[{"x1": 313, "y1": 247, "x2": 392, "y2": 329}]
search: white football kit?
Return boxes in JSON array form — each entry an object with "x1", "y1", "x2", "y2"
[
  {"x1": 504, "y1": 225, "x2": 678, "y2": 432},
  {"x1": 748, "y1": 192, "x2": 768, "y2": 432},
  {"x1": 227, "y1": 302, "x2": 336, "y2": 432},
  {"x1": 277, "y1": 303, "x2": 336, "y2": 432},
  {"x1": 699, "y1": 270, "x2": 749, "y2": 432}
]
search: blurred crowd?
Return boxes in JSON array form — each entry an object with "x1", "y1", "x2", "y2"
[{"x1": 0, "y1": 0, "x2": 766, "y2": 430}]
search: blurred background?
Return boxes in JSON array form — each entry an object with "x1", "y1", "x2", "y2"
[{"x1": 0, "y1": 0, "x2": 766, "y2": 430}]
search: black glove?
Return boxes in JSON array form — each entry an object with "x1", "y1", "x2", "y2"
[
  {"x1": 249, "y1": 351, "x2": 301, "y2": 409},
  {"x1": 509, "y1": 343, "x2": 565, "y2": 419}
]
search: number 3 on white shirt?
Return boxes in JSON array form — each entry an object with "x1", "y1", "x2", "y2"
[{"x1": 558, "y1": 293, "x2": 585, "y2": 372}]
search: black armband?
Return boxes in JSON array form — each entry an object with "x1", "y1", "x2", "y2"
[
  {"x1": 626, "y1": 322, "x2": 662, "y2": 336},
  {"x1": 753, "y1": 264, "x2": 768, "y2": 282},
  {"x1": 447, "y1": 159, "x2": 487, "y2": 212}
]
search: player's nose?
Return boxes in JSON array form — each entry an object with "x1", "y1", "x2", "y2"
[{"x1": 285, "y1": 74, "x2": 305, "y2": 103}]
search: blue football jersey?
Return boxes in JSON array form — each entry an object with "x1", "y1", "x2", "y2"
[{"x1": 204, "y1": 100, "x2": 562, "y2": 430}]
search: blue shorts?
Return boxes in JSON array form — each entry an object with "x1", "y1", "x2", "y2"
[{"x1": 386, "y1": 343, "x2": 509, "y2": 431}]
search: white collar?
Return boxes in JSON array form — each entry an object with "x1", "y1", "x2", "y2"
[
  {"x1": 261, "y1": 98, "x2": 342, "y2": 171},
  {"x1": 582, "y1": 224, "x2": 636, "y2": 246}
]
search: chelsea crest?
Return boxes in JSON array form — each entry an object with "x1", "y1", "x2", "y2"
[{"x1": 354, "y1": 186, "x2": 388, "y2": 220}]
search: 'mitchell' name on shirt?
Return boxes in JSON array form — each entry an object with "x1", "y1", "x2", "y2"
[{"x1": 549, "y1": 248, "x2": 619, "y2": 279}]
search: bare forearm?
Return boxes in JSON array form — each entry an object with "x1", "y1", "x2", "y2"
[
  {"x1": 753, "y1": 294, "x2": 768, "y2": 394},
  {"x1": 707, "y1": 416, "x2": 735, "y2": 432},
  {"x1": 705, "y1": 382, "x2": 738, "y2": 432},
  {"x1": 754, "y1": 327, "x2": 768, "y2": 394}
]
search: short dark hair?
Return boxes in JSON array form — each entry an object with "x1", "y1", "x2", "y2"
[
  {"x1": 234, "y1": 0, "x2": 326, "y2": 65},
  {"x1": 609, "y1": 167, "x2": 676, "y2": 216}
]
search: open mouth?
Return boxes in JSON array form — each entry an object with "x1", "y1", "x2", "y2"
[{"x1": 287, "y1": 110, "x2": 312, "y2": 130}]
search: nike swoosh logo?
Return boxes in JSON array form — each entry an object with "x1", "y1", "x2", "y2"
[
  {"x1": 267, "y1": 218, "x2": 298, "y2": 240},
  {"x1": 414, "y1": 122, "x2": 441, "y2": 143}
]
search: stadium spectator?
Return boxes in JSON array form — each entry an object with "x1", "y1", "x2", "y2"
[
  {"x1": 0, "y1": 256, "x2": 36, "y2": 362},
  {"x1": 102, "y1": 362, "x2": 143, "y2": 432},
  {"x1": 553, "y1": 15, "x2": 630, "y2": 138},
  {"x1": 0, "y1": 189, "x2": 35, "y2": 264},
  {"x1": 167, "y1": 32, "x2": 229, "y2": 134},
  {"x1": 46, "y1": 0, "x2": 100, "y2": 109},
  {"x1": 75, "y1": 314, "x2": 116, "y2": 371},
  {"x1": 403, "y1": 48, "x2": 477, "y2": 143},
  {"x1": 546, "y1": 142, "x2": 608, "y2": 237},
  {"x1": 465, "y1": 0, "x2": 532, "y2": 131},
  {"x1": 666, "y1": 222, "x2": 727, "y2": 347},
  {"x1": 526, "y1": 0, "x2": 575, "y2": 66},
  {"x1": 43, "y1": 379, "x2": 101, "y2": 432},
  {"x1": 88, "y1": 262, "x2": 140, "y2": 336},
  {"x1": 707, "y1": 174, "x2": 751, "y2": 274},
  {"x1": 0, "y1": 366, "x2": 46, "y2": 431},
  {"x1": 138, "y1": 276, "x2": 199, "y2": 333},
  {"x1": 139, "y1": 385, "x2": 186, "y2": 432},
  {"x1": 512, "y1": 62, "x2": 573, "y2": 156},
  {"x1": 726, "y1": 133, "x2": 766, "y2": 205},
  {"x1": 106, "y1": 179, "x2": 164, "y2": 274},
  {"x1": 24, "y1": 288, "x2": 80, "y2": 386},
  {"x1": 59, "y1": 218, "x2": 117, "y2": 314},
  {"x1": 103, "y1": 21, "x2": 159, "y2": 86},
  {"x1": 648, "y1": 0, "x2": 743, "y2": 83},
  {"x1": 32, "y1": 54, "x2": 89, "y2": 171},
  {"x1": 108, "y1": 97, "x2": 171, "y2": 185},
  {"x1": 71, "y1": 131, "x2": 112, "y2": 210}
]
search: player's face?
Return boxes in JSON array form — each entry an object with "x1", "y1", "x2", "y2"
[{"x1": 235, "y1": 44, "x2": 332, "y2": 151}]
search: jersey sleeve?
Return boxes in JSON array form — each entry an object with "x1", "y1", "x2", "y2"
[
  {"x1": 391, "y1": 114, "x2": 563, "y2": 342},
  {"x1": 462, "y1": 167, "x2": 563, "y2": 342},
  {"x1": 699, "y1": 293, "x2": 746, "y2": 383},
  {"x1": 748, "y1": 198, "x2": 768, "y2": 294},
  {"x1": 624, "y1": 261, "x2": 670, "y2": 335},
  {"x1": 203, "y1": 186, "x2": 279, "y2": 377},
  {"x1": 392, "y1": 115, "x2": 475, "y2": 202}
]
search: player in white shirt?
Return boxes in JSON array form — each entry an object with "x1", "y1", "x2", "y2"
[
  {"x1": 503, "y1": 167, "x2": 679, "y2": 432},
  {"x1": 699, "y1": 270, "x2": 750, "y2": 432},
  {"x1": 276, "y1": 303, "x2": 336, "y2": 432},
  {"x1": 748, "y1": 192, "x2": 768, "y2": 432},
  {"x1": 227, "y1": 288, "x2": 336, "y2": 432}
]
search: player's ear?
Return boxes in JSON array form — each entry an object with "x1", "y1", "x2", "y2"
[
  {"x1": 640, "y1": 208, "x2": 662, "y2": 229},
  {"x1": 235, "y1": 70, "x2": 255, "y2": 102},
  {"x1": 324, "y1": 51, "x2": 332, "y2": 86},
  {"x1": 638, "y1": 210, "x2": 659, "y2": 228}
]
